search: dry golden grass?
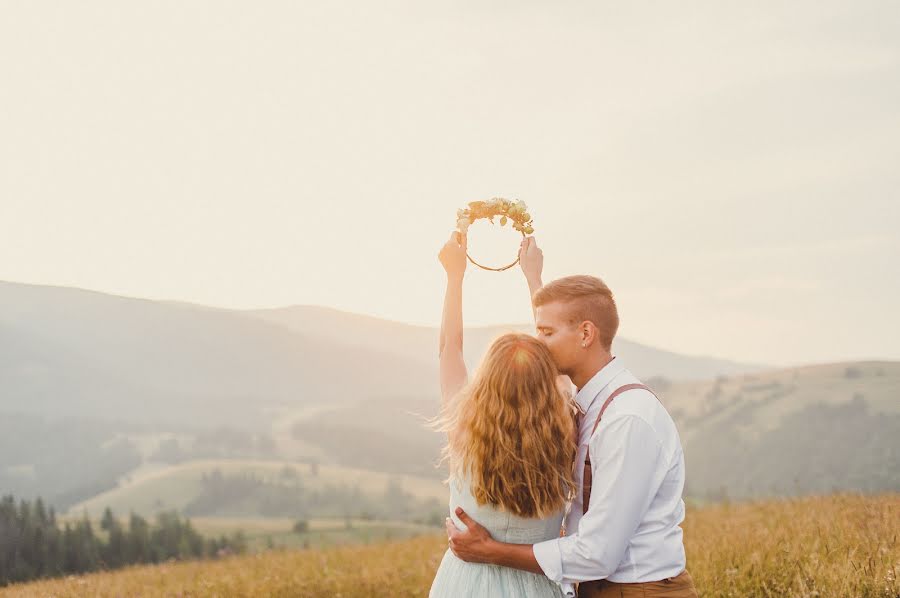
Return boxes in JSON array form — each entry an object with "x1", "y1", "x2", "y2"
[
  {"x1": 686, "y1": 494, "x2": 899, "y2": 597},
  {"x1": 3, "y1": 494, "x2": 898, "y2": 597}
]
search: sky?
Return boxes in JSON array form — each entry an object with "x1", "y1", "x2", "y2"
[{"x1": 1, "y1": 1, "x2": 898, "y2": 366}]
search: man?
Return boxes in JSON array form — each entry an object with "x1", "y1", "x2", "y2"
[{"x1": 446, "y1": 237, "x2": 698, "y2": 598}]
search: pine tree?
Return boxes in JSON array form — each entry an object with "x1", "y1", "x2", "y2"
[
  {"x1": 100, "y1": 508, "x2": 125, "y2": 568},
  {"x1": 126, "y1": 512, "x2": 151, "y2": 564}
]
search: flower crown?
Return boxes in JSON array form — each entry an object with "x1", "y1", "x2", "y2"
[
  {"x1": 456, "y1": 198, "x2": 534, "y2": 236},
  {"x1": 455, "y1": 198, "x2": 534, "y2": 271}
]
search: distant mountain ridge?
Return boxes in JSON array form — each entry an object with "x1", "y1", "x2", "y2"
[
  {"x1": 0, "y1": 280, "x2": 764, "y2": 428},
  {"x1": 247, "y1": 304, "x2": 766, "y2": 381}
]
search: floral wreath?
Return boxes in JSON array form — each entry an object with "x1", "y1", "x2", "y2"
[{"x1": 456, "y1": 198, "x2": 534, "y2": 271}]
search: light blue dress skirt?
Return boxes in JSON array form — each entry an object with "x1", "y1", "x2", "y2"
[{"x1": 429, "y1": 477, "x2": 566, "y2": 598}]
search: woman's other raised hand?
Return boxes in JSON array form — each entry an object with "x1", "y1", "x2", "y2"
[{"x1": 439, "y1": 231, "x2": 468, "y2": 279}]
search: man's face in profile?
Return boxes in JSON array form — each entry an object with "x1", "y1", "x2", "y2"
[{"x1": 534, "y1": 301, "x2": 582, "y2": 378}]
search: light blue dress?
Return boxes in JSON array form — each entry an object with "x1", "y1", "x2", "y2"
[{"x1": 429, "y1": 475, "x2": 566, "y2": 598}]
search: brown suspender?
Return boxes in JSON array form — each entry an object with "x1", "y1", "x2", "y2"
[{"x1": 581, "y1": 383, "x2": 659, "y2": 515}]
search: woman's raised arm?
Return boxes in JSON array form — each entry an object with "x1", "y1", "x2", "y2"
[{"x1": 438, "y1": 232, "x2": 468, "y2": 407}]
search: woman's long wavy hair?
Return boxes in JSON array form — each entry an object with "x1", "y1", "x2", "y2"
[{"x1": 436, "y1": 333, "x2": 577, "y2": 519}]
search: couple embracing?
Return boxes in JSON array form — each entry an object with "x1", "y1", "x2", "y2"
[{"x1": 431, "y1": 232, "x2": 698, "y2": 598}]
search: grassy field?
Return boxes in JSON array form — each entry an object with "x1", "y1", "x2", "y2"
[
  {"x1": 191, "y1": 516, "x2": 439, "y2": 551},
  {"x1": 6, "y1": 494, "x2": 898, "y2": 597}
]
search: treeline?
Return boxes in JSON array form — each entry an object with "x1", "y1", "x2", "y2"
[{"x1": 0, "y1": 495, "x2": 247, "y2": 587}]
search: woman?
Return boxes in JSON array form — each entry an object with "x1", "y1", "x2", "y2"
[{"x1": 430, "y1": 231, "x2": 577, "y2": 598}]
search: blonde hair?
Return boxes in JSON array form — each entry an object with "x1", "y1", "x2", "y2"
[
  {"x1": 436, "y1": 333, "x2": 577, "y2": 518},
  {"x1": 533, "y1": 275, "x2": 619, "y2": 350}
]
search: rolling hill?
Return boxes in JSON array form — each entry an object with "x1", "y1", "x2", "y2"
[{"x1": 65, "y1": 458, "x2": 447, "y2": 521}]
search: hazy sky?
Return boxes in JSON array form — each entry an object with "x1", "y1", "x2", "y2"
[{"x1": 1, "y1": 1, "x2": 898, "y2": 366}]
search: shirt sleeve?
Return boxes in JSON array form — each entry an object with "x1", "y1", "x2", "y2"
[{"x1": 533, "y1": 414, "x2": 664, "y2": 585}]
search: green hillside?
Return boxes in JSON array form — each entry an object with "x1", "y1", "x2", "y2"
[
  {"x1": 66, "y1": 459, "x2": 447, "y2": 522},
  {"x1": 658, "y1": 361, "x2": 900, "y2": 499}
]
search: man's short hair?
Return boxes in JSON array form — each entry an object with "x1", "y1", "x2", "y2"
[{"x1": 532, "y1": 275, "x2": 619, "y2": 350}]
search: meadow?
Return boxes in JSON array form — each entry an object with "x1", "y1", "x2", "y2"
[{"x1": 3, "y1": 493, "x2": 897, "y2": 597}]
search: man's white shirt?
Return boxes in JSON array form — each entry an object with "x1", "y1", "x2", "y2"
[{"x1": 532, "y1": 357, "x2": 688, "y2": 593}]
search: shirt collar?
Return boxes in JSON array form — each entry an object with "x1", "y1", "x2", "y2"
[{"x1": 574, "y1": 356, "x2": 626, "y2": 413}]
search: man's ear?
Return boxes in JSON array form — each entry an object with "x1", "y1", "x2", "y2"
[{"x1": 581, "y1": 321, "x2": 598, "y2": 346}]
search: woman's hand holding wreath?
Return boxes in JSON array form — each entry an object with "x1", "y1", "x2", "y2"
[{"x1": 439, "y1": 231, "x2": 468, "y2": 279}]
